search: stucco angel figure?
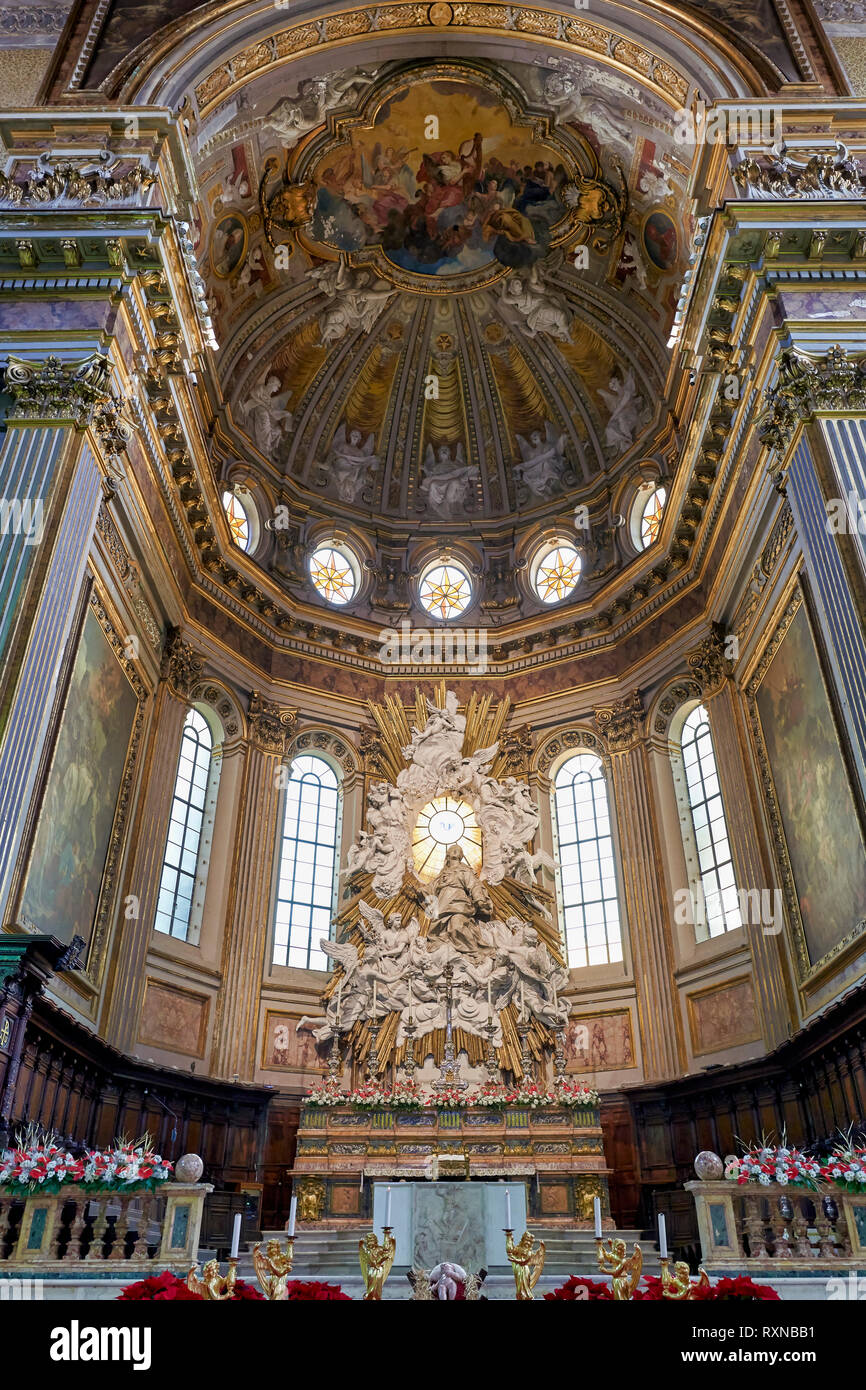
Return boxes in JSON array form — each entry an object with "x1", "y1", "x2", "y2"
[
  {"x1": 514, "y1": 424, "x2": 568, "y2": 498},
  {"x1": 418, "y1": 442, "x2": 478, "y2": 517},
  {"x1": 499, "y1": 263, "x2": 572, "y2": 342},
  {"x1": 342, "y1": 821, "x2": 411, "y2": 897},
  {"x1": 400, "y1": 691, "x2": 466, "y2": 772},
  {"x1": 239, "y1": 373, "x2": 293, "y2": 456},
  {"x1": 311, "y1": 256, "x2": 395, "y2": 345},
  {"x1": 490, "y1": 919, "x2": 569, "y2": 1028},
  {"x1": 326, "y1": 423, "x2": 379, "y2": 503},
  {"x1": 366, "y1": 779, "x2": 406, "y2": 837},
  {"x1": 600, "y1": 368, "x2": 646, "y2": 452},
  {"x1": 264, "y1": 71, "x2": 376, "y2": 142}
]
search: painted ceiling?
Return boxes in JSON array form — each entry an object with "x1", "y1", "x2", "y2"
[{"x1": 191, "y1": 55, "x2": 694, "y2": 534}]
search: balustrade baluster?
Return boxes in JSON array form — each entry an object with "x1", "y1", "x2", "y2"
[
  {"x1": 85, "y1": 1198, "x2": 110, "y2": 1262},
  {"x1": 130, "y1": 1196, "x2": 151, "y2": 1260},
  {"x1": 0, "y1": 1198, "x2": 9, "y2": 1261},
  {"x1": 67, "y1": 1196, "x2": 89, "y2": 1260}
]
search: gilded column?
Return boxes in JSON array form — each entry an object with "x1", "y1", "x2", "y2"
[
  {"x1": 686, "y1": 634, "x2": 795, "y2": 1048},
  {"x1": 0, "y1": 355, "x2": 129, "y2": 922},
  {"x1": 211, "y1": 692, "x2": 297, "y2": 1081},
  {"x1": 594, "y1": 692, "x2": 683, "y2": 1081},
  {"x1": 100, "y1": 629, "x2": 202, "y2": 1052}
]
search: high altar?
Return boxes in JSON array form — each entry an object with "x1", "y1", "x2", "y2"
[{"x1": 290, "y1": 688, "x2": 612, "y2": 1246}]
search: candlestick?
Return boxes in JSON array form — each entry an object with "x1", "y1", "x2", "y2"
[
  {"x1": 658, "y1": 1213, "x2": 668, "y2": 1259},
  {"x1": 230, "y1": 1211, "x2": 242, "y2": 1260},
  {"x1": 287, "y1": 1194, "x2": 298, "y2": 1238},
  {"x1": 594, "y1": 1195, "x2": 602, "y2": 1239},
  {"x1": 252, "y1": 1237, "x2": 295, "y2": 1300}
]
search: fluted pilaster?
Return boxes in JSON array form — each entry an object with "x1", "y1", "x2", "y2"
[
  {"x1": 594, "y1": 693, "x2": 683, "y2": 1080},
  {"x1": 210, "y1": 694, "x2": 296, "y2": 1080}
]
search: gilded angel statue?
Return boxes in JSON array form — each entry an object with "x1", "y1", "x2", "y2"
[
  {"x1": 505, "y1": 1231, "x2": 546, "y2": 1300},
  {"x1": 359, "y1": 1230, "x2": 396, "y2": 1300},
  {"x1": 252, "y1": 1239, "x2": 294, "y2": 1300}
]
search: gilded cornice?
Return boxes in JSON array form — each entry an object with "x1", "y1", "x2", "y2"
[{"x1": 0, "y1": 156, "x2": 155, "y2": 208}]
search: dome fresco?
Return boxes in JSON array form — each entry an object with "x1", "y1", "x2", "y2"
[{"x1": 193, "y1": 56, "x2": 691, "y2": 578}]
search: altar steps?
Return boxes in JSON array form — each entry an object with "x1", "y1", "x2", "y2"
[{"x1": 259, "y1": 1226, "x2": 662, "y2": 1280}]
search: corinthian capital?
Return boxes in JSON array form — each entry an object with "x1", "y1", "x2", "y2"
[
  {"x1": 248, "y1": 691, "x2": 297, "y2": 754},
  {"x1": 160, "y1": 625, "x2": 202, "y2": 699},
  {"x1": 757, "y1": 344, "x2": 866, "y2": 454},
  {"x1": 686, "y1": 625, "x2": 731, "y2": 696},
  {"x1": 3, "y1": 353, "x2": 114, "y2": 429},
  {"x1": 594, "y1": 690, "x2": 644, "y2": 753}
]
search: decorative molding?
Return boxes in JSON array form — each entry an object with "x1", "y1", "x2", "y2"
[
  {"x1": 593, "y1": 691, "x2": 645, "y2": 753},
  {"x1": 248, "y1": 691, "x2": 297, "y2": 755},
  {"x1": 652, "y1": 680, "x2": 703, "y2": 737},
  {"x1": 193, "y1": 5, "x2": 689, "y2": 117},
  {"x1": 94, "y1": 505, "x2": 162, "y2": 650},
  {"x1": 0, "y1": 155, "x2": 155, "y2": 208},
  {"x1": 757, "y1": 345, "x2": 866, "y2": 455},
  {"x1": 732, "y1": 143, "x2": 864, "y2": 200},
  {"x1": 87, "y1": 588, "x2": 148, "y2": 992},
  {"x1": 191, "y1": 681, "x2": 243, "y2": 741},
  {"x1": 811, "y1": 0, "x2": 865, "y2": 19},
  {"x1": 290, "y1": 726, "x2": 357, "y2": 775},
  {"x1": 536, "y1": 726, "x2": 608, "y2": 776},
  {"x1": 159, "y1": 625, "x2": 203, "y2": 699}
]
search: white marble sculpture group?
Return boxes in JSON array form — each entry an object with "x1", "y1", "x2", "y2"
[{"x1": 301, "y1": 692, "x2": 569, "y2": 1055}]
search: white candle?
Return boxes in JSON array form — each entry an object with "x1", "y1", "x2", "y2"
[
  {"x1": 336, "y1": 979, "x2": 342, "y2": 1023},
  {"x1": 520, "y1": 982, "x2": 526, "y2": 1021},
  {"x1": 505, "y1": 1188, "x2": 512, "y2": 1230},
  {"x1": 385, "y1": 1185, "x2": 392, "y2": 1228},
  {"x1": 230, "y1": 1211, "x2": 242, "y2": 1259},
  {"x1": 287, "y1": 1194, "x2": 297, "y2": 1238},
  {"x1": 593, "y1": 1195, "x2": 602, "y2": 1238},
  {"x1": 552, "y1": 982, "x2": 558, "y2": 1010},
  {"x1": 372, "y1": 981, "x2": 377, "y2": 1018},
  {"x1": 408, "y1": 978, "x2": 413, "y2": 1020},
  {"x1": 487, "y1": 979, "x2": 492, "y2": 1014},
  {"x1": 658, "y1": 1213, "x2": 668, "y2": 1260}
]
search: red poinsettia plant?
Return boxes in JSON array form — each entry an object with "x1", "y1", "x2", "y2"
[
  {"x1": 546, "y1": 1273, "x2": 780, "y2": 1302},
  {"x1": 544, "y1": 1276, "x2": 613, "y2": 1301},
  {"x1": 284, "y1": 1279, "x2": 351, "y2": 1301},
  {"x1": 118, "y1": 1271, "x2": 263, "y2": 1301}
]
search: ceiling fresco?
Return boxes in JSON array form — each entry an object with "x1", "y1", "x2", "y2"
[{"x1": 190, "y1": 56, "x2": 691, "y2": 537}]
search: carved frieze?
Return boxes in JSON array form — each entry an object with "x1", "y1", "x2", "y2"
[{"x1": 732, "y1": 144, "x2": 864, "y2": 199}]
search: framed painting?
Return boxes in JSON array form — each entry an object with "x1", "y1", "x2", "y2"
[
  {"x1": 747, "y1": 587, "x2": 866, "y2": 982},
  {"x1": 18, "y1": 589, "x2": 146, "y2": 983},
  {"x1": 641, "y1": 208, "x2": 678, "y2": 272},
  {"x1": 261, "y1": 1011, "x2": 322, "y2": 1072},
  {"x1": 210, "y1": 212, "x2": 247, "y2": 280}
]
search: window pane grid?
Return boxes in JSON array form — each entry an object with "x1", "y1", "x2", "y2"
[
  {"x1": 554, "y1": 754, "x2": 623, "y2": 968},
  {"x1": 681, "y1": 705, "x2": 743, "y2": 937},
  {"x1": 155, "y1": 709, "x2": 212, "y2": 940},
  {"x1": 273, "y1": 755, "x2": 339, "y2": 969}
]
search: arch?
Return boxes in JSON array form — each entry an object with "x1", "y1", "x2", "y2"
[{"x1": 103, "y1": 1, "x2": 781, "y2": 116}]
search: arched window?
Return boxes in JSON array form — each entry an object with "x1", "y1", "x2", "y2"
[
  {"x1": 679, "y1": 704, "x2": 742, "y2": 937},
  {"x1": 553, "y1": 752, "x2": 622, "y2": 968},
  {"x1": 273, "y1": 754, "x2": 341, "y2": 970},
  {"x1": 155, "y1": 708, "x2": 216, "y2": 941}
]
